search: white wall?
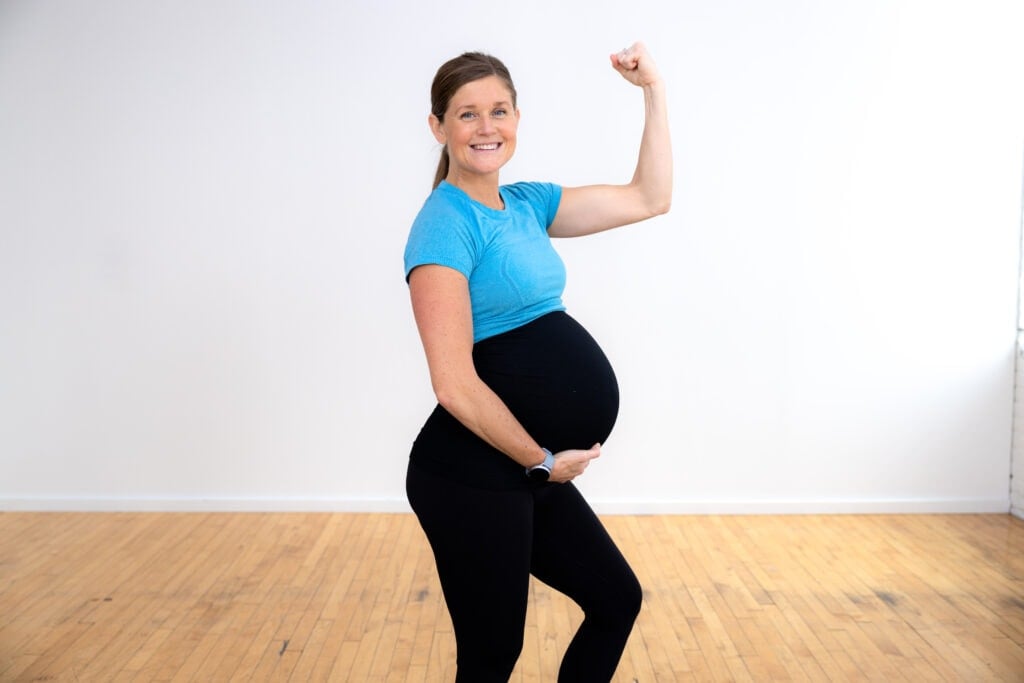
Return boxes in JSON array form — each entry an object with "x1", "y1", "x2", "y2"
[
  {"x1": 1014, "y1": 201, "x2": 1024, "y2": 519},
  {"x1": 1013, "y1": 336, "x2": 1024, "y2": 518},
  {"x1": 2, "y1": 0, "x2": 1022, "y2": 513}
]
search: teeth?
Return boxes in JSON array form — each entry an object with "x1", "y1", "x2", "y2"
[{"x1": 472, "y1": 143, "x2": 499, "y2": 150}]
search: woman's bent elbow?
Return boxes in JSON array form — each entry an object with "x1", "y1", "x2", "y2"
[
  {"x1": 646, "y1": 196, "x2": 671, "y2": 218},
  {"x1": 433, "y1": 386, "x2": 457, "y2": 413},
  {"x1": 433, "y1": 383, "x2": 470, "y2": 418},
  {"x1": 637, "y1": 185, "x2": 671, "y2": 218}
]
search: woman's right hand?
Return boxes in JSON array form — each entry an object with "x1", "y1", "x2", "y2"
[{"x1": 550, "y1": 443, "x2": 602, "y2": 483}]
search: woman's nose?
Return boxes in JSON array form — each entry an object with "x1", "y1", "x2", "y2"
[{"x1": 477, "y1": 116, "x2": 495, "y2": 134}]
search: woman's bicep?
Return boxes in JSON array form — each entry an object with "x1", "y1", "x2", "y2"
[
  {"x1": 408, "y1": 265, "x2": 476, "y2": 396},
  {"x1": 548, "y1": 184, "x2": 650, "y2": 238}
]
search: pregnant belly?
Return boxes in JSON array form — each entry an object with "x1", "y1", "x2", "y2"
[{"x1": 473, "y1": 311, "x2": 619, "y2": 453}]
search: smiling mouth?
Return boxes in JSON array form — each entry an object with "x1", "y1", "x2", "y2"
[{"x1": 470, "y1": 143, "x2": 501, "y2": 151}]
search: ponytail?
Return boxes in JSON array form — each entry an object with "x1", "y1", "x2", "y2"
[{"x1": 433, "y1": 146, "x2": 449, "y2": 189}]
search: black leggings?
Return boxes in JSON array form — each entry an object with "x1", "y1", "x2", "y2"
[{"x1": 407, "y1": 461, "x2": 642, "y2": 682}]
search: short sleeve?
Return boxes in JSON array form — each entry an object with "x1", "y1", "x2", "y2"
[
  {"x1": 504, "y1": 182, "x2": 562, "y2": 230},
  {"x1": 403, "y1": 207, "x2": 479, "y2": 281}
]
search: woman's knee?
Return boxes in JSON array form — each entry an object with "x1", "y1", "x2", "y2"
[
  {"x1": 613, "y1": 568, "x2": 643, "y2": 623},
  {"x1": 591, "y1": 567, "x2": 642, "y2": 626}
]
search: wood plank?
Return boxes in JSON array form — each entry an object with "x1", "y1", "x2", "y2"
[{"x1": 1, "y1": 512, "x2": 1022, "y2": 680}]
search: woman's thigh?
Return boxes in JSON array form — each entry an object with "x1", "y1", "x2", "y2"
[
  {"x1": 406, "y1": 463, "x2": 535, "y2": 668},
  {"x1": 530, "y1": 482, "x2": 641, "y2": 617}
]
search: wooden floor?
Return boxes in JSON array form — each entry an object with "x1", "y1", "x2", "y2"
[{"x1": 0, "y1": 512, "x2": 1022, "y2": 682}]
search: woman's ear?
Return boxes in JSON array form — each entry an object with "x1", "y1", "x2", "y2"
[{"x1": 428, "y1": 114, "x2": 446, "y2": 144}]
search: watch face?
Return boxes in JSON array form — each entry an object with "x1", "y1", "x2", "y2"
[{"x1": 528, "y1": 467, "x2": 551, "y2": 482}]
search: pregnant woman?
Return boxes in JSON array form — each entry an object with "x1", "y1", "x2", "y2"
[{"x1": 403, "y1": 43, "x2": 672, "y2": 682}]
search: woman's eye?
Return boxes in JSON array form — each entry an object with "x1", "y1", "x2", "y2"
[
  {"x1": 460, "y1": 112, "x2": 477, "y2": 120},
  {"x1": 493, "y1": 109, "x2": 507, "y2": 118}
]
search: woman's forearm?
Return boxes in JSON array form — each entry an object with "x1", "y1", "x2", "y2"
[
  {"x1": 631, "y1": 79, "x2": 673, "y2": 216},
  {"x1": 434, "y1": 375, "x2": 549, "y2": 469}
]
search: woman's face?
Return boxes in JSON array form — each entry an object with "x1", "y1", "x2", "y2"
[{"x1": 430, "y1": 75, "x2": 519, "y2": 183}]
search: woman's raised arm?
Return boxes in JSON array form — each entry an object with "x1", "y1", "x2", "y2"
[{"x1": 548, "y1": 42, "x2": 673, "y2": 238}]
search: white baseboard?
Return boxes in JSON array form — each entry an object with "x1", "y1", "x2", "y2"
[
  {"x1": 0, "y1": 496, "x2": 415, "y2": 513},
  {"x1": 587, "y1": 498, "x2": 1011, "y2": 515},
  {"x1": 0, "y1": 496, "x2": 1011, "y2": 515}
]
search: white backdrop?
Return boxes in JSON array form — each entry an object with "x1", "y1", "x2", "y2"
[{"x1": 1, "y1": 0, "x2": 1022, "y2": 512}]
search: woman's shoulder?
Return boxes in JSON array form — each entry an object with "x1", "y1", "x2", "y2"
[
  {"x1": 415, "y1": 183, "x2": 473, "y2": 222},
  {"x1": 501, "y1": 181, "x2": 563, "y2": 227},
  {"x1": 501, "y1": 180, "x2": 560, "y2": 198},
  {"x1": 502, "y1": 181, "x2": 562, "y2": 207},
  {"x1": 409, "y1": 184, "x2": 483, "y2": 247}
]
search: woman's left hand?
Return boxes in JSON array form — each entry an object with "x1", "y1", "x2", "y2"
[
  {"x1": 547, "y1": 40, "x2": 672, "y2": 238},
  {"x1": 610, "y1": 41, "x2": 662, "y2": 88}
]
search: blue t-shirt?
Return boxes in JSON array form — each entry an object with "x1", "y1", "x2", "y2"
[{"x1": 404, "y1": 180, "x2": 566, "y2": 342}]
